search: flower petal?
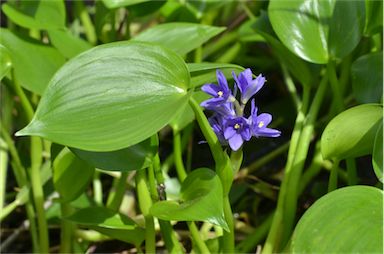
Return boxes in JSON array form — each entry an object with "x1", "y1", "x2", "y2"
[
  {"x1": 201, "y1": 83, "x2": 220, "y2": 97},
  {"x1": 228, "y1": 134, "x2": 243, "y2": 151}
]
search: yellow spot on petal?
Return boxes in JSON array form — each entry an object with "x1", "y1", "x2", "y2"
[
  {"x1": 217, "y1": 91, "x2": 223, "y2": 97},
  {"x1": 234, "y1": 123, "x2": 241, "y2": 129},
  {"x1": 258, "y1": 121, "x2": 264, "y2": 128}
]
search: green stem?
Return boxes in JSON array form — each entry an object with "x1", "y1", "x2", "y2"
[
  {"x1": 236, "y1": 213, "x2": 274, "y2": 253},
  {"x1": 0, "y1": 199, "x2": 19, "y2": 221},
  {"x1": 59, "y1": 202, "x2": 74, "y2": 253},
  {"x1": 281, "y1": 63, "x2": 301, "y2": 111},
  {"x1": 203, "y1": 32, "x2": 238, "y2": 59},
  {"x1": 93, "y1": 171, "x2": 103, "y2": 205},
  {"x1": 13, "y1": 70, "x2": 49, "y2": 253},
  {"x1": 173, "y1": 130, "x2": 210, "y2": 253},
  {"x1": 151, "y1": 153, "x2": 184, "y2": 253},
  {"x1": 243, "y1": 142, "x2": 290, "y2": 174},
  {"x1": 263, "y1": 75, "x2": 327, "y2": 254},
  {"x1": 0, "y1": 138, "x2": 8, "y2": 208},
  {"x1": 222, "y1": 196, "x2": 234, "y2": 253},
  {"x1": 298, "y1": 141, "x2": 323, "y2": 194},
  {"x1": 173, "y1": 130, "x2": 187, "y2": 182},
  {"x1": 327, "y1": 61, "x2": 344, "y2": 113},
  {"x1": 74, "y1": 0, "x2": 97, "y2": 44},
  {"x1": 136, "y1": 169, "x2": 155, "y2": 253},
  {"x1": 328, "y1": 159, "x2": 339, "y2": 192},
  {"x1": 346, "y1": 158, "x2": 358, "y2": 185},
  {"x1": 107, "y1": 172, "x2": 128, "y2": 212}
]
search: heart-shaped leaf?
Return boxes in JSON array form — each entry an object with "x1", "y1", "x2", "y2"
[
  {"x1": 0, "y1": 29, "x2": 65, "y2": 94},
  {"x1": 16, "y1": 41, "x2": 190, "y2": 151},
  {"x1": 268, "y1": 0, "x2": 365, "y2": 63},
  {"x1": 66, "y1": 206, "x2": 145, "y2": 245},
  {"x1": 321, "y1": 104, "x2": 382, "y2": 160},
  {"x1": 351, "y1": 52, "x2": 383, "y2": 104},
  {"x1": 70, "y1": 137, "x2": 157, "y2": 171},
  {"x1": 150, "y1": 168, "x2": 228, "y2": 231},
  {"x1": 291, "y1": 186, "x2": 383, "y2": 253},
  {"x1": 372, "y1": 123, "x2": 383, "y2": 183},
  {"x1": 53, "y1": 147, "x2": 94, "y2": 202},
  {"x1": 2, "y1": 0, "x2": 65, "y2": 30},
  {"x1": 133, "y1": 23, "x2": 225, "y2": 55}
]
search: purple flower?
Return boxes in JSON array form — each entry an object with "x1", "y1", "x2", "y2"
[
  {"x1": 232, "y1": 69, "x2": 266, "y2": 104},
  {"x1": 203, "y1": 102, "x2": 236, "y2": 117},
  {"x1": 201, "y1": 70, "x2": 233, "y2": 108},
  {"x1": 208, "y1": 115, "x2": 227, "y2": 145},
  {"x1": 249, "y1": 99, "x2": 281, "y2": 138},
  {"x1": 223, "y1": 117, "x2": 251, "y2": 151}
]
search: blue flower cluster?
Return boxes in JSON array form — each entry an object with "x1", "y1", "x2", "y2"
[{"x1": 201, "y1": 69, "x2": 281, "y2": 151}]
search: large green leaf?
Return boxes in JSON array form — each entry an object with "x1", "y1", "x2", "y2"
[
  {"x1": 0, "y1": 45, "x2": 12, "y2": 81},
  {"x1": 48, "y1": 29, "x2": 92, "y2": 59},
  {"x1": 268, "y1": 0, "x2": 365, "y2": 64},
  {"x1": 133, "y1": 23, "x2": 225, "y2": 55},
  {"x1": 16, "y1": 41, "x2": 190, "y2": 151},
  {"x1": 0, "y1": 29, "x2": 65, "y2": 94},
  {"x1": 53, "y1": 147, "x2": 94, "y2": 202},
  {"x1": 70, "y1": 137, "x2": 157, "y2": 171},
  {"x1": 66, "y1": 206, "x2": 145, "y2": 245},
  {"x1": 372, "y1": 123, "x2": 383, "y2": 183},
  {"x1": 2, "y1": 0, "x2": 65, "y2": 30},
  {"x1": 150, "y1": 168, "x2": 228, "y2": 230},
  {"x1": 351, "y1": 52, "x2": 383, "y2": 104},
  {"x1": 321, "y1": 104, "x2": 383, "y2": 160},
  {"x1": 291, "y1": 186, "x2": 383, "y2": 253}
]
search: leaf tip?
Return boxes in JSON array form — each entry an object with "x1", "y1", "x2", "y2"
[{"x1": 15, "y1": 119, "x2": 43, "y2": 137}]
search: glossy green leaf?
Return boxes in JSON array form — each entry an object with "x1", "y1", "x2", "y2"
[
  {"x1": 48, "y1": 29, "x2": 92, "y2": 59},
  {"x1": 364, "y1": 0, "x2": 383, "y2": 35},
  {"x1": 351, "y1": 52, "x2": 383, "y2": 103},
  {"x1": 246, "y1": 11, "x2": 314, "y2": 87},
  {"x1": 66, "y1": 206, "x2": 145, "y2": 244},
  {"x1": 372, "y1": 123, "x2": 383, "y2": 183},
  {"x1": 16, "y1": 41, "x2": 190, "y2": 151},
  {"x1": 133, "y1": 23, "x2": 225, "y2": 55},
  {"x1": 321, "y1": 104, "x2": 383, "y2": 160},
  {"x1": 2, "y1": 0, "x2": 65, "y2": 30},
  {"x1": 53, "y1": 147, "x2": 94, "y2": 202},
  {"x1": 269, "y1": 0, "x2": 365, "y2": 63},
  {"x1": 291, "y1": 186, "x2": 383, "y2": 253},
  {"x1": 150, "y1": 168, "x2": 228, "y2": 231},
  {"x1": 0, "y1": 45, "x2": 12, "y2": 81},
  {"x1": 102, "y1": 0, "x2": 149, "y2": 9},
  {"x1": 187, "y1": 62, "x2": 244, "y2": 87},
  {"x1": 70, "y1": 137, "x2": 157, "y2": 171},
  {"x1": 0, "y1": 29, "x2": 65, "y2": 94}
]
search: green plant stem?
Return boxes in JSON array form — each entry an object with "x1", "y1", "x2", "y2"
[
  {"x1": 93, "y1": 171, "x2": 103, "y2": 205},
  {"x1": 59, "y1": 202, "x2": 74, "y2": 253},
  {"x1": 151, "y1": 153, "x2": 185, "y2": 253},
  {"x1": 0, "y1": 138, "x2": 8, "y2": 208},
  {"x1": 346, "y1": 158, "x2": 358, "y2": 185},
  {"x1": 1, "y1": 199, "x2": 19, "y2": 221},
  {"x1": 74, "y1": 1, "x2": 97, "y2": 44},
  {"x1": 136, "y1": 169, "x2": 155, "y2": 254},
  {"x1": 327, "y1": 61, "x2": 344, "y2": 113},
  {"x1": 13, "y1": 70, "x2": 49, "y2": 253},
  {"x1": 236, "y1": 213, "x2": 274, "y2": 253},
  {"x1": 298, "y1": 141, "x2": 323, "y2": 194},
  {"x1": 189, "y1": 97, "x2": 236, "y2": 251},
  {"x1": 281, "y1": 63, "x2": 301, "y2": 111},
  {"x1": 263, "y1": 75, "x2": 327, "y2": 254},
  {"x1": 243, "y1": 142, "x2": 290, "y2": 174},
  {"x1": 173, "y1": 130, "x2": 210, "y2": 253},
  {"x1": 328, "y1": 159, "x2": 339, "y2": 192},
  {"x1": 222, "y1": 196, "x2": 234, "y2": 253},
  {"x1": 107, "y1": 172, "x2": 128, "y2": 212},
  {"x1": 203, "y1": 32, "x2": 238, "y2": 59},
  {"x1": 2, "y1": 127, "x2": 39, "y2": 251}
]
